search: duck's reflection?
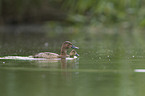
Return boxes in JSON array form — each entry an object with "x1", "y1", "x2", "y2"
[
  {"x1": 61, "y1": 59, "x2": 67, "y2": 69},
  {"x1": 60, "y1": 58, "x2": 79, "y2": 80},
  {"x1": 34, "y1": 58, "x2": 79, "y2": 70},
  {"x1": 34, "y1": 58, "x2": 79, "y2": 80},
  {"x1": 61, "y1": 58, "x2": 79, "y2": 69}
]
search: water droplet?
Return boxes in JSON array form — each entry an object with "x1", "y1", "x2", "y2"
[
  {"x1": 3, "y1": 62, "x2": 5, "y2": 64},
  {"x1": 107, "y1": 55, "x2": 109, "y2": 57},
  {"x1": 132, "y1": 56, "x2": 135, "y2": 58}
]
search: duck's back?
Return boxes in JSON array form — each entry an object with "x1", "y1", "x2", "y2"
[{"x1": 33, "y1": 52, "x2": 59, "y2": 59}]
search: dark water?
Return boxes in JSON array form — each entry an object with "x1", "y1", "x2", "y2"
[{"x1": 0, "y1": 26, "x2": 145, "y2": 96}]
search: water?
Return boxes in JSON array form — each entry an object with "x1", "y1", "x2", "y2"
[{"x1": 0, "y1": 25, "x2": 145, "y2": 96}]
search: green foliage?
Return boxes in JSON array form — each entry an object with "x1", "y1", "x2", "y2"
[
  {"x1": 62, "y1": 0, "x2": 145, "y2": 26},
  {"x1": 0, "y1": 0, "x2": 145, "y2": 27}
]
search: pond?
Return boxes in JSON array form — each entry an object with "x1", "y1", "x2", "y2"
[{"x1": 0, "y1": 25, "x2": 145, "y2": 96}]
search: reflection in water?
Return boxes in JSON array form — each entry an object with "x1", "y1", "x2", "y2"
[
  {"x1": 61, "y1": 59, "x2": 79, "y2": 80},
  {"x1": 30, "y1": 58, "x2": 80, "y2": 81},
  {"x1": 61, "y1": 58, "x2": 79, "y2": 69},
  {"x1": 0, "y1": 58, "x2": 80, "y2": 96},
  {"x1": 32, "y1": 58, "x2": 79, "y2": 69}
]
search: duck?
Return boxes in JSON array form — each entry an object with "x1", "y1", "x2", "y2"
[
  {"x1": 33, "y1": 41, "x2": 79, "y2": 59},
  {"x1": 69, "y1": 49, "x2": 79, "y2": 58}
]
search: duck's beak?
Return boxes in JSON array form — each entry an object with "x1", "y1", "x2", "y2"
[
  {"x1": 71, "y1": 45, "x2": 79, "y2": 49},
  {"x1": 75, "y1": 53, "x2": 79, "y2": 56}
]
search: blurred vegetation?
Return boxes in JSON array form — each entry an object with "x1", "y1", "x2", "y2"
[{"x1": 0, "y1": 0, "x2": 145, "y2": 27}]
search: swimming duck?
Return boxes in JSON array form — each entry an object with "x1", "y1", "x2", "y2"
[
  {"x1": 33, "y1": 41, "x2": 79, "y2": 59},
  {"x1": 69, "y1": 49, "x2": 79, "y2": 58}
]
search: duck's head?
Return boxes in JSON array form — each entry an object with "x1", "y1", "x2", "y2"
[
  {"x1": 62, "y1": 41, "x2": 79, "y2": 49},
  {"x1": 69, "y1": 49, "x2": 79, "y2": 58}
]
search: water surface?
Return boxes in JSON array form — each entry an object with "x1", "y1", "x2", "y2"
[{"x1": 0, "y1": 26, "x2": 145, "y2": 96}]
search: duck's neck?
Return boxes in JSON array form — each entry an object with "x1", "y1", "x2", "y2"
[
  {"x1": 58, "y1": 48, "x2": 68, "y2": 58},
  {"x1": 61, "y1": 48, "x2": 67, "y2": 56},
  {"x1": 60, "y1": 45, "x2": 68, "y2": 56},
  {"x1": 59, "y1": 45, "x2": 70, "y2": 58}
]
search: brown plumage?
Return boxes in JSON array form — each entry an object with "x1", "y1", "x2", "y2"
[{"x1": 33, "y1": 41, "x2": 79, "y2": 59}]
